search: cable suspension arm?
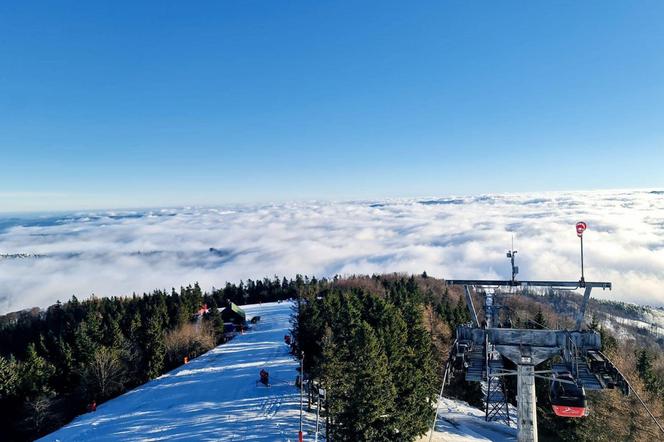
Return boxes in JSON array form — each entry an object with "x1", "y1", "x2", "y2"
[
  {"x1": 628, "y1": 383, "x2": 664, "y2": 435},
  {"x1": 602, "y1": 352, "x2": 664, "y2": 435}
]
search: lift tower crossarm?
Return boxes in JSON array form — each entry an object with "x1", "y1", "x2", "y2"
[
  {"x1": 446, "y1": 280, "x2": 611, "y2": 289},
  {"x1": 447, "y1": 280, "x2": 612, "y2": 331}
]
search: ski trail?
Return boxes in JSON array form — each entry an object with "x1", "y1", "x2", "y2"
[{"x1": 40, "y1": 301, "x2": 317, "y2": 442}]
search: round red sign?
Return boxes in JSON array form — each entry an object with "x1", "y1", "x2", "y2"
[{"x1": 576, "y1": 221, "x2": 587, "y2": 237}]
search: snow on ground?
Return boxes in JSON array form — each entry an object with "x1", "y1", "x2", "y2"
[
  {"x1": 420, "y1": 397, "x2": 516, "y2": 442},
  {"x1": 40, "y1": 301, "x2": 318, "y2": 442},
  {"x1": 646, "y1": 308, "x2": 664, "y2": 329},
  {"x1": 601, "y1": 307, "x2": 664, "y2": 340}
]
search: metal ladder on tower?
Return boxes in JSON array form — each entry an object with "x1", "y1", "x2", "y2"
[{"x1": 484, "y1": 334, "x2": 514, "y2": 426}]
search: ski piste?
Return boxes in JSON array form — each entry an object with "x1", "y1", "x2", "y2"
[{"x1": 40, "y1": 301, "x2": 318, "y2": 442}]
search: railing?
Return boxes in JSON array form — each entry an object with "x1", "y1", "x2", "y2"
[
  {"x1": 484, "y1": 331, "x2": 489, "y2": 381},
  {"x1": 563, "y1": 332, "x2": 579, "y2": 378},
  {"x1": 429, "y1": 339, "x2": 458, "y2": 442}
]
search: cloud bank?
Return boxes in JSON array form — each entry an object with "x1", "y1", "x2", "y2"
[{"x1": 1, "y1": 189, "x2": 663, "y2": 313}]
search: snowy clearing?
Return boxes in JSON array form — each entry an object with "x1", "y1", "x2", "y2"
[
  {"x1": 420, "y1": 397, "x2": 516, "y2": 442},
  {"x1": 40, "y1": 301, "x2": 317, "y2": 442}
]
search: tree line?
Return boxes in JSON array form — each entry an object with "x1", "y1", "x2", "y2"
[
  {"x1": 3, "y1": 272, "x2": 659, "y2": 441},
  {"x1": 0, "y1": 276, "x2": 305, "y2": 441},
  {"x1": 292, "y1": 274, "x2": 480, "y2": 441}
]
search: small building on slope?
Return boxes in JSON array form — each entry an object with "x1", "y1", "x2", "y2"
[{"x1": 221, "y1": 301, "x2": 246, "y2": 325}]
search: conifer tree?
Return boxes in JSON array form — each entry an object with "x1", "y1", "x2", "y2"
[
  {"x1": 74, "y1": 321, "x2": 97, "y2": 367},
  {"x1": 326, "y1": 321, "x2": 397, "y2": 442},
  {"x1": 533, "y1": 308, "x2": 547, "y2": 329},
  {"x1": 20, "y1": 343, "x2": 55, "y2": 398},
  {"x1": 346, "y1": 321, "x2": 396, "y2": 441},
  {"x1": 453, "y1": 296, "x2": 470, "y2": 327},
  {"x1": 112, "y1": 318, "x2": 128, "y2": 351},
  {"x1": 52, "y1": 337, "x2": 75, "y2": 392},
  {"x1": 127, "y1": 309, "x2": 142, "y2": 342},
  {"x1": 362, "y1": 297, "x2": 410, "y2": 437},
  {"x1": 399, "y1": 301, "x2": 439, "y2": 437},
  {"x1": 103, "y1": 315, "x2": 126, "y2": 350},
  {"x1": 589, "y1": 314, "x2": 600, "y2": 330},
  {"x1": 85, "y1": 309, "x2": 104, "y2": 344},
  {"x1": 143, "y1": 313, "x2": 165, "y2": 380},
  {"x1": 321, "y1": 326, "x2": 353, "y2": 439},
  {"x1": 0, "y1": 355, "x2": 19, "y2": 399}
]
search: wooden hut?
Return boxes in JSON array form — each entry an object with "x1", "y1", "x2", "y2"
[{"x1": 221, "y1": 301, "x2": 246, "y2": 325}]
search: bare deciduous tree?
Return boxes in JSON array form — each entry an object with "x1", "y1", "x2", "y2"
[
  {"x1": 84, "y1": 347, "x2": 125, "y2": 400},
  {"x1": 164, "y1": 322, "x2": 216, "y2": 366},
  {"x1": 25, "y1": 395, "x2": 52, "y2": 433}
]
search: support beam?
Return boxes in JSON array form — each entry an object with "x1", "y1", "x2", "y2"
[
  {"x1": 464, "y1": 285, "x2": 480, "y2": 327},
  {"x1": 447, "y1": 280, "x2": 611, "y2": 289},
  {"x1": 456, "y1": 326, "x2": 601, "y2": 353},
  {"x1": 575, "y1": 286, "x2": 593, "y2": 330},
  {"x1": 517, "y1": 364, "x2": 537, "y2": 442}
]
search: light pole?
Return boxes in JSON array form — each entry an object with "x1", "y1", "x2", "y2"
[
  {"x1": 576, "y1": 222, "x2": 587, "y2": 284},
  {"x1": 315, "y1": 388, "x2": 324, "y2": 442},
  {"x1": 299, "y1": 350, "x2": 304, "y2": 442},
  {"x1": 580, "y1": 234, "x2": 584, "y2": 282}
]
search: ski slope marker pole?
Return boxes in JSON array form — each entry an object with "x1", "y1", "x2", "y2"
[{"x1": 299, "y1": 350, "x2": 304, "y2": 442}]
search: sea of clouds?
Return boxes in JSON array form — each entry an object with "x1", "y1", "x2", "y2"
[{"x1": 1, "y1": 189, "x2": 663, "y2": 313}]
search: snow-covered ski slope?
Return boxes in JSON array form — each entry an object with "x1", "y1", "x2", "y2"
[
  {"x1": 41, "y1": 301, "x2": 317, "y2": 442},
  {"x1": 422, "y1": 397, "x2": 516, "y2": 442}
]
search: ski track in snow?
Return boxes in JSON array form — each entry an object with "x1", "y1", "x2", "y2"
[
  {"x1": 424, "y1": 397, "x2": 517, "y2": 442},
  {"x1": 39, "y1": 301, "x2": 317, "y2": 442}
]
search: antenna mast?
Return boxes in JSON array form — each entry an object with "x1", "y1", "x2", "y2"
[{"x1": 506, "y1": 235, "x2": 518, "y2": 284}]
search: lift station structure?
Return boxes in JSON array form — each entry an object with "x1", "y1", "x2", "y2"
[{"x1": 436, "y1": 226, "x2": 632, "y2": 442}]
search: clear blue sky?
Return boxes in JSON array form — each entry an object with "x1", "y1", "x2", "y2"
[{"x1": 1, "y1": 1, "x2": 663, "y2": 211}]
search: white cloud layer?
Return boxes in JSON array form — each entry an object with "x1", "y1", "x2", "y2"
[{"x1": 1, "y1": 189, "x2": 663, "y2": 313}]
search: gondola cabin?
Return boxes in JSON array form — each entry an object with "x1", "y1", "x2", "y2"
[{"x1": 550, "y1": 372, "x2": 587, "y2": 418}]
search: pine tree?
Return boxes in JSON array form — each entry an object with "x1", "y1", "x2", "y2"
[
  {"x1": 598, "y1": 326, "x2": 617, "y2": 353},
  {"x1": 104, "y1": 315, "x2": 127, "y2": 350},
  {"x1": 533, "y1": 308, "x2": 547, "y2": 329},
  {"x1": 321, "y1": 326, "x2": 353, "y2": 439},
  {"x1": 336, "y1": 321, "x2": 396, "y2": 441},
  {"x1": 127, "y1": 309, "x2": 142, "y2": 342},
  {"x1": 74, "y1": 321, "x2": 97, "y2": 367},
  {"x1": 453, "y1": 296, "x2": 470, "y2": 327},
  {"x1": 20, "y1": 343, "x2": 55, "y2": 398},
  {"x1": 398, "y1": 301, "x2": 439, "y2": 438},
  {"x1": 143, "y1": 313, "x2": 165, "y2": 380},
  {"x1": 0, "y1": 355, "x2": 20, "y2": 399},
  {"x1": 52, "y1": 337, "x2": 75, "y2": 392},
  {"x1": 635, "y1": 349, "x2": 661, "y2": 394},
  {"x1": 367, "y1": 299, "x2": 410, "y2": 437},
  {"x1": 588, "y1": 314, "x2": 600, "y2": 330},
  {"x1": 440, "y1": 290, "x2": 455, "y2": 326},
  {"x1": 112, "y1": 318, "x2": 129, "y2": 351}
]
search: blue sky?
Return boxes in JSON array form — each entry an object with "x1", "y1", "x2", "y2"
[{"x1": 1, "y1": 1, "x2": 663, "y2": 211}]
